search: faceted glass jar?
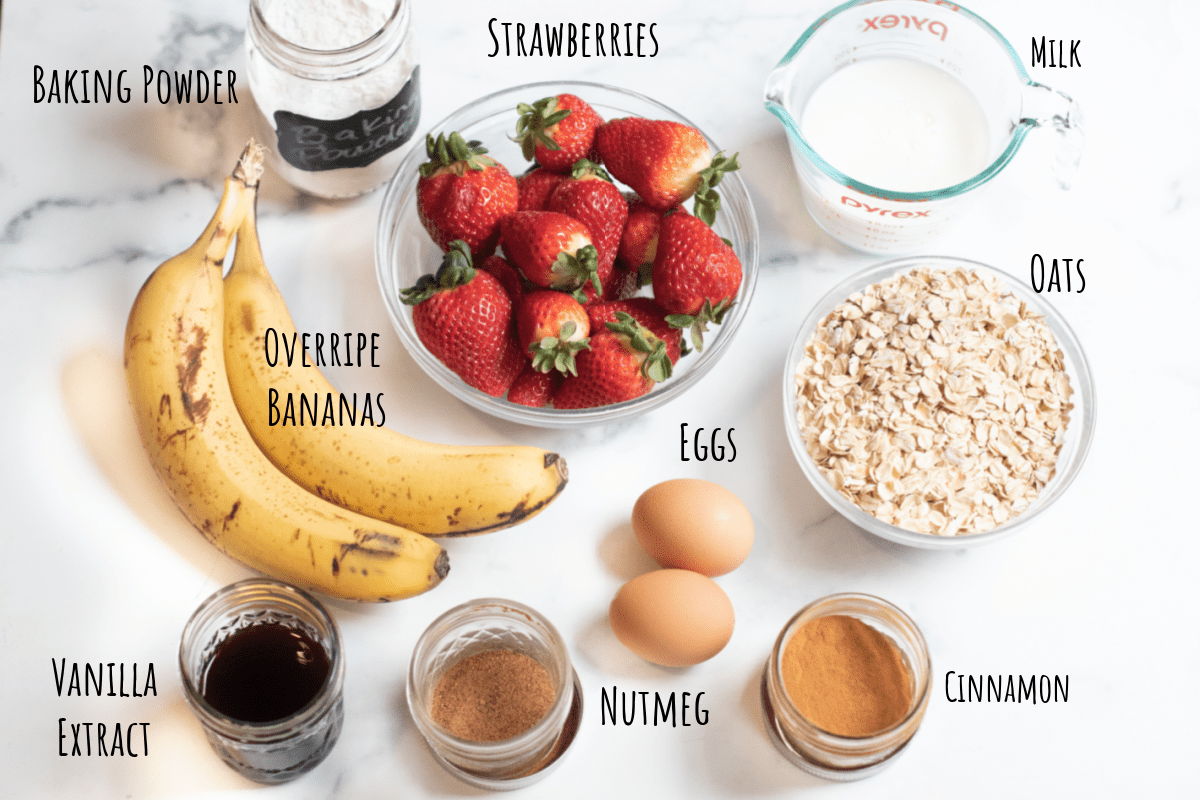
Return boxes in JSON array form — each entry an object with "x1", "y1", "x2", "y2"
[
  {"x1": 762, "y1": 593, "x2": 930, "y2": 781},
  {"x1": 245, "y1": 0, "x2": 420, "y2": 198},
  {"x1": 407, "y1": 598, "x2": 579, "y2": 789},
  {"x1": 179, "y1": 579, "x2": 345, "y2": 784}
]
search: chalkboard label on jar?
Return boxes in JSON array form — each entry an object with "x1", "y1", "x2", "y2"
[{"x1": 273, "y1": 65, "x2": 421, "y2": 173}]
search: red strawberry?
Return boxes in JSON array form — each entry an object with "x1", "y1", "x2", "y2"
[
  {"x1": 477, "y1": 255, "x2": 526, "y2": 305},
  {"x1": 517, "y1": 167, "x2": 566, "y2": 212},
  {"x1": 516, "y1": 290, "x2": 591, "y2": 376},
  {"x1": 546, "y1": 160, "x2": 628, "y2": 301},
  {"x1": 508, "y1": 365, "x2": 563, "y2": 408},
  {"x1": 651, "y1": 212, "x2": 742, "y2": 353},
  {"x1": 400, "y1": 240, "x2": 524, "y2": 397},
  {"x1": 417, "y1": 132, "x2": 518, "y2": 257},
  {"x1": 515, "y1": 94, "x2": 604, "y2": 173},
  {"x1": 500, "y1": 211, "x2": 600, "y2": 297},
  {"x1": 618, "y1": 194, "x2": 686, "y2": 285},
  {"x1": 587, "y1": 297, "x2": 684, "y2": 364},
  {"x1": 553, "y1": 312, "x2": 673, "y2": 409},
  {"x1": 594, "y1": 118, "x2": 739, "y2": 223}
]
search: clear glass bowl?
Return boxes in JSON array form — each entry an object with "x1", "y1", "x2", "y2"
[
  {"x1": 376, "y1": 80, "x2": 760, "y2": 428},
  {"x1": 782, "y1": 256, "x2": 1096, "y2": 550}
]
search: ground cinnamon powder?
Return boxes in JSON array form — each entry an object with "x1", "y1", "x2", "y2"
[
  {"x1": 431, "y1": 650, "x2": 555, "y2": 742},
  {"x1": 781, "y1": 614, "x2": 912, "y2": 737}
]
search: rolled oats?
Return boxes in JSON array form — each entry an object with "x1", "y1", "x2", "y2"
[{"x1": 795, "y1": 267, "x2": 1073, "y2": 536}]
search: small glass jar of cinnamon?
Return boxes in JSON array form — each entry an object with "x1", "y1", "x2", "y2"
[
  {"x1": 406, "y1": 598, "x2": 582, "y2": 790},
  {"x1": 761, "y1": 593, "x2": 930, "y2": 781}
]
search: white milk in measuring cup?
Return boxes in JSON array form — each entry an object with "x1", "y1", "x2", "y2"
[{"x1": 764, "y1": 0, "x2": 1084, "y2": 255}]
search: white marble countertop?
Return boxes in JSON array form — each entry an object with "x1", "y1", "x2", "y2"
[{"x1": 2, "y1": 0, "x2": 1197, "y2": 797}]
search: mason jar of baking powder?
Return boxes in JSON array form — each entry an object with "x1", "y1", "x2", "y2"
[{"x1": 245, "y1": 0, "x2": 420, "y2": 199}]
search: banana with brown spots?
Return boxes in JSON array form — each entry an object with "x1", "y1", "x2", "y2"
[
  {"x1": 221, "y1": 198, "x2": 567, "y2": 537},
  {"x1": 123, "y1": 142, "x2": 448, "y2": 601}
]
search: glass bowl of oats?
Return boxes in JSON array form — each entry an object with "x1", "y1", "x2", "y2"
[{"x1": 783, "y1": 256, "x2": 1095, "y2": 549}]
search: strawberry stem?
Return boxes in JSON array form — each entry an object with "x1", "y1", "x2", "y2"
[
  {"x1": 569, "y1": 159, "x2": 612, "y2": 182},
  {"x1": 605, "y1": 312, "x2": 673, "y2": 382},
  {"x1": 420, "y1": 132, "x2": 491, "y2": 177},
  {"x1": 529, "y1": 320, "x2": 591, "y2": 377},
  {"x1": 400, "y1": 240, "x2": 476, "y2": 304},
  {"x1": 514, "y1": 96, "x2": 573, "y2": 162},
  {"x1": 550, "y1": 244, "x2": 601, "y2": 296}
]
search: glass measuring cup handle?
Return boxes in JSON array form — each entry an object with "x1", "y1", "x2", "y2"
[{"x1": 1019, "y1": 82, "x2": 1085, "y2": 191}]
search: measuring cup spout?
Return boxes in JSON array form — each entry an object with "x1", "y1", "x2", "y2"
[{"x1": 1019, "y1": 82, "x2": 1085, "y2": 190}]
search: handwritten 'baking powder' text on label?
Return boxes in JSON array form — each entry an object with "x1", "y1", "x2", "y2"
[{"x1": 274, "y1": 66, "x2": 420, "y2": 172}]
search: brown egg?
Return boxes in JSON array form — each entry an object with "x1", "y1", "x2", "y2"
[
  {"x1": 631, "y1": 479, "x2": 754, "y2": 577},
  {"x1": 609, "y1": 569, "x2": 735, "y2": 667}
]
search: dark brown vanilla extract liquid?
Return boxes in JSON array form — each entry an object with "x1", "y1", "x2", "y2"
[{"x1": 203, "y1": 623, "x2": 330, "y2": 722}]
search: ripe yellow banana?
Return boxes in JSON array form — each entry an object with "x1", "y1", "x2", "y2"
[
  {"x1": 221, "y1": 201, "x2": 568, "y2": 537},
  {"x1": 124, "y1": 142, "x2": 448, "y2": 601}
]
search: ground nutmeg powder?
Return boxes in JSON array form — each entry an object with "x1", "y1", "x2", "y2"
[
  {"x1": 781, "y1": 614, "x2": 913, "y2": 737},
  {"x1": 431, "y1": 649, "x2": 556, "y2": 742}
]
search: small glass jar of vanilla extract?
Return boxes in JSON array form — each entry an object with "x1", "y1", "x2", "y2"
[{"x1": 179, "y1": 579, "x2": 344, "y2": 783}]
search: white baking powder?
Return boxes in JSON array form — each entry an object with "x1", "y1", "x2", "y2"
[{"x1": 263, "y1": 0, "x2": 395, "y2": 51}]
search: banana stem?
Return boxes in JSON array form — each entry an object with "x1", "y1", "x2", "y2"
[
  {"x1": 233, "y1": 139, "x2": 266, "y2": 188},
  {"x1": 229, "y1": 187, "x2": 267, "y2": 280},
  {"x1": 197, "y1": 140, "x2": 266, "y2": 266}
]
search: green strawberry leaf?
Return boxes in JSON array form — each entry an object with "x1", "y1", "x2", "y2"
[
  {"x1": 604, "y1": 312, "x2": 642, "y2": 341},
  {"x1": 663, "y1": 297, "x2": 735, "y2": 353},
  {"x1": 513, "y1": 96, "x2": 572, "y2": 162},
  {"x1": 710, "y1": 297, "x2": 735, "y2": 324},
  {"x1": 629, "y1": 327, "x2": 653, "y2": 353},
  {"x1": 692, "y1": 150, "x2": 741, "y2": 227},
  {"x1": 534, "y1": 129, "x2": 559, "y2": 153},
  {"x1": 570, "y1": 159, "x2": 612, "y2": 182},
  {"x1": 549, "y1": 245, "x2": 601, "y2": 296},
  {"x1": 530, "y1": 333, "x2": 590, "y2": 376},
  {"x1": 401, "y1": 240, "x2": 477, "y2": 304},
  {"x1": 399, "y1": 273, "x2": 438, "y2": 306},
  {"x1": 435, "y1": 240, "x2": 477, "y2": 288},
  {"x1": 420, "y1": 132, "x2": 490, "y2": 176},
  {"x1": 604, "y1": 312, "x2": 673, "y2": 383},
  {"x1": 642, "y1": 341, "x2": 672, "y2": 382}
]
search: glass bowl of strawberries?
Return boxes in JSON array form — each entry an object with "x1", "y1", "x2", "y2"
[{"x1": 376, "y1": 81, "x2": 760, "y2": 427}]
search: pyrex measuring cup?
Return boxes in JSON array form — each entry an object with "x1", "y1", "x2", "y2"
[{"x1": 764, "y1": 0, "x2": 1083, "y2": 255}]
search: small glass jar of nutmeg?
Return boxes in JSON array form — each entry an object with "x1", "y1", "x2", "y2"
[
  {"x1": 761, "y1": 593, "x2": 931, "y2": 781},
  {"x1": 407, "y1": 599, "x2": 582, "y2": 790}
]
